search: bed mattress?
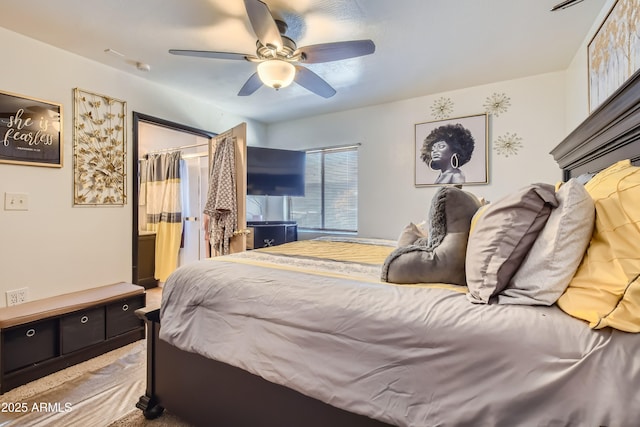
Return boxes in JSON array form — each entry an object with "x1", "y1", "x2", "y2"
[{"x1": 159, "y1": 237, "x2": 640, "y2": 426}]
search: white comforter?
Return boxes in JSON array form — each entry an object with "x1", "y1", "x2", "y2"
[{"x1": 159, "y1": 239, "x2": 640, "y2": 426}]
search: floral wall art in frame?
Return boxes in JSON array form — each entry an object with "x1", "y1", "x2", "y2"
[
  {"x1": 415, "y1": 113, "x2": 489, "y2": 187},
  {"x1": 588, "y1": 0, "x2": 640, "y2": 112},
  {"x1": 73, "y1": 88, "x2": 127, "y2": 205}
]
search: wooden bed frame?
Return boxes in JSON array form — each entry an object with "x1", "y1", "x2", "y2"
[{"x1": 135, "y1": 69, "x2": 640, "y2": 427}]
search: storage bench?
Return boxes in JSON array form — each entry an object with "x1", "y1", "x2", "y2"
[{"x1": 0, "y1": 282, "x2": 145, "y2": 394}]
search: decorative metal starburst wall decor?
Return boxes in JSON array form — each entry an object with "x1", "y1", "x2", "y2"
[
  {"x1": 493, "y1": 132, "x2": 523, "y2": 157},
  {"x1": 483, "y1": 92, "x2": 511, "y2": 117},
  {"x1": 73, "y1": 88, "x2": 127, "y2": 205},
  {"x1": 430, "y1": 97, "x2": 454, "y2": 119}
]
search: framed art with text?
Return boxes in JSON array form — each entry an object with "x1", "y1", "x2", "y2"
[
  {"x1": 415, "y1": 113, "x2": 488, "y2": 187},
  {"x1": 0, "y1": 90, "x2": 63, "y2": 167}
]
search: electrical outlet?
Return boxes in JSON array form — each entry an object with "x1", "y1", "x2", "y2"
[
  {"x1": 6, "y1": 288, "x2": 28, "y2": 306},
  {"x1": 4, "y1": 192, "x2": 29, "y2": 211}
]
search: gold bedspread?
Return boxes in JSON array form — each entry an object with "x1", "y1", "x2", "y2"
[
  {"x1": 255, "y1": 239, "x2": 395, "y2": 265},
  {"x1": 216, "y1": 238, "x2": 466, "y2": 293}
]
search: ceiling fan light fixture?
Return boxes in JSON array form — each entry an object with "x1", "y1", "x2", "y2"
[{"x1": 257, "y1": 59, "x2": 295, "y2": 90}]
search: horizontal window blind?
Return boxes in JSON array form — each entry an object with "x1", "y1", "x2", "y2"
[{"x1": 291, "y1": 146, "x2": 358, "y2": 232}]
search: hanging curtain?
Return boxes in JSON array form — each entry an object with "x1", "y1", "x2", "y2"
[
  {"x1": 142, "y1": 151, "x2": 183, "y2": 281},
  {"x1": 204, "y1": 136, "x2": 237, "y2": 255}
]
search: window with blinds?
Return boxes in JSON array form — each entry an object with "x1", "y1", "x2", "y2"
[{"x1": 291, "y1": 146, "x2": 358, "y2": 232}]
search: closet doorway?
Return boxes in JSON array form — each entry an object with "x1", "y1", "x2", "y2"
[{"x1": 131, "y1": 112, "x2": 215, "y2": 288}]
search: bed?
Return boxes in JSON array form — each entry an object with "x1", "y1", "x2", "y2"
[{"x1": 136, "y1": 69, "x2": 640, "y2": 427}]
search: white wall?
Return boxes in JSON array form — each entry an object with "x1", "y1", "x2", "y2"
[
  {"x1": 0, "y1": 27, "x2": 267, "y2": 307},
  {"x1": 267, "y1": 72, "x2": 568, "y2": 239}
]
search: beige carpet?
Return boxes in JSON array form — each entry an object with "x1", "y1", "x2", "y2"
[{"x1": 0, "y1": 288, "x2": 191, "y2": 427}]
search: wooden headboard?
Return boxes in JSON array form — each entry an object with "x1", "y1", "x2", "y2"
[{"x1": 550, "y1": 68, "x2": 640, "y2": 180}]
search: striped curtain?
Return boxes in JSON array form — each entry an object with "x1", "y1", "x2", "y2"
[{"x1": 141, "y1": 151, "x2": 183, "y2": 282}]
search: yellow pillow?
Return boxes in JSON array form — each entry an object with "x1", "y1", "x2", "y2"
[{"x1": 556, "y1": 160, "x2": 640, "y2": 332}]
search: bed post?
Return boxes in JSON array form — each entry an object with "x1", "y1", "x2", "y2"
[{"x1": 135, "y1": 307, "x2": 165, "y2": 419}]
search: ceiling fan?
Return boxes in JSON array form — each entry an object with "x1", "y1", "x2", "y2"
[
  {"x1": 550, "y1": 0, "x2": 585, "y2": 11},
  {"x1": 169, "y1": 0, "x2": 375, "y2": 98}
]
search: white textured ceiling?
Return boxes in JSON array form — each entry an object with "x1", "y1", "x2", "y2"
[{"x1": 0, "y1": 0, "x2": 603, "y2": 124}]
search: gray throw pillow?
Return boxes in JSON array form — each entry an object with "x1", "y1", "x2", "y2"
[
  {"x1": 465, "y1": 183, "x2": 558, "y2": 304},
  {"x1": 381, "y1": 187, "x2": 482, "y2": 285},
  {"x1": 498, "y1": 179, "x2": 595, "y2": 305}
]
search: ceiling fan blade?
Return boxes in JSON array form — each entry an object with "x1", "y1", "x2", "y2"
[
  {"x1": 238, "y1": 72, "x2": 263, "y2": 96},
  {"x1": 551, "y1": 0, "x2": 585, "y2": 11},
  {"x1": 243, "y1": 0, "x2": 283, "y2": 50},
  {"x1": 294, "y1": 66, "x2": 336, "y2": 98},
  {"x1": 169, "y1": 49, "x2": 254, "y2": 61},
  {"x1": 298, "y1": 40, "x2": 375, "y2": 64}
]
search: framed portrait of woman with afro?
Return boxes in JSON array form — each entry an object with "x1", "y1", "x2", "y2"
[{"x1": 414, "y1": 113, "x2": 488, "y2": 186}]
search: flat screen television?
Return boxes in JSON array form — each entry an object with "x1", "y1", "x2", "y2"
[{"x1": 246, "y1": 146, "x2": 306, "y2": 196}]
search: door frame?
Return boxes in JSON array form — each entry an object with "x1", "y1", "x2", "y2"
[{"x1": 131, "y1": 112, "x2": 216, "y2": 287}]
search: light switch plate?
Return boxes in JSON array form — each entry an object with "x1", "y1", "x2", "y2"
[{"x1": 4, "y1": 192, "x2": 29, "y2": 211}]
